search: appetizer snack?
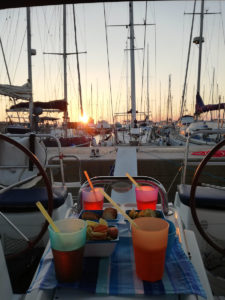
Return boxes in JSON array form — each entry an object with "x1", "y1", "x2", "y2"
[
  {"x1": 81, "y1": 211, "x2": 99, "y2": 220},
  {"x1": 86, "y1": 218, "x2": 119, "y2": 241},
  {"x1": 128, "y1": 208, "x2": 158, "y2": 219},
  {"x1": 102, "y1": 207, "x2": 117, "y2": 220}
]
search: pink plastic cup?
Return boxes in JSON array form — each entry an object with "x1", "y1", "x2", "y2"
[
  {"x1": 82, "y1": 187, "x2": 104, "y2": 210},
  {"x1": 135, "y1": 186, "x2": 158, "y2": 210}
]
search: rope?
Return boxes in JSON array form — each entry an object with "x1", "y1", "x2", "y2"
[
  {"x1": 167, "y1": 166, "x2": 183, "y2": 194},
  {"x1": 103, "y1": 3, "x2": 114, "y2": 124}
]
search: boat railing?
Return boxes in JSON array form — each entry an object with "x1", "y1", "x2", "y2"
[
  {"x1": 78, "y1": 175, "x2": 169, "y2": 216},
  {"x1": 0, "y1": 133, "x2": 65, "y2": 189},
  {"x1": 28, "y1": 134, "x2": 82, "y2": 189},
  {"x1": 182, "y1": 129, "x2": 225, "y2": 183},
  {"x1": 48, "y1": 154, "x2": 82, "y2": 189}
]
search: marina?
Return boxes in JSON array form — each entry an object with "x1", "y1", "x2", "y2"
[
  {"x1": 0, "y1": 132, "x2": 225, "y2": 299},
  {"x1": 0, "y1": 0, "x2": 225, "y2": 299}
]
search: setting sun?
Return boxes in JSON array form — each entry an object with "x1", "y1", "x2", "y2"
[{"x1": 80, "y1": 113, "x2": 89, "y2": 124}]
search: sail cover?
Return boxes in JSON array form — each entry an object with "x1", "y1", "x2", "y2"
[
  {"x1": 9, "y1": 99, "x2": 67, "y2": 112},
  {"x1": 195, "y1": 92, "x2": 225, "y2": 115},
  {"x1": 0, "y1": 83, "x2": 32, "y2": 100}
]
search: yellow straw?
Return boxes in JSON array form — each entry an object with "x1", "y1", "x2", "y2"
[
  {"x1": 84, "y1": 170, "x2": 95, "y2": 191},
  {"x1": 126, "y1": 172, "x2": 141, "y2": 188},
  {"x1": 36, "y1": 201, "x2": 60, "y2": 232},
  {"x1": 99, "y1": 190, "x2": 139, "y2": 228}
]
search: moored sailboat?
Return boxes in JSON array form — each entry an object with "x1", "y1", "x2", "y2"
[{"x1": 173, "y1": 0, "x2": 225, "y2": 146}]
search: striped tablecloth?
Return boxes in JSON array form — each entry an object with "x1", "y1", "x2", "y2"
[{"x1": 28, "y1": 223, "x2": 206, "y2": 298}]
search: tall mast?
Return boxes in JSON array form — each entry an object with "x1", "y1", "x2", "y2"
[
  {"x1": 63, "y1": 5, "x2": 68, "y2": 133},
  {"x1": 147, "y1": 43, "x2": 150, "y2": 118},
  {"x1": 26, "y1": 7, "x2": 33, "y2": 130},
  {"x1": 210, "y1": 67, "x2": 215, "y2": 120},
  {"x1": 167, "y1": 74, "x2": 171, "y2": 124},
  {"x1": 126, "y1": 42, "x2": 129, "y2": 125},
  {"x1": 180, "y1": 0, "x2": 196, "y2": 119},
  {"x1": 197, "y1": 0, "x2": 204, "y2": 94},
  {"x1": 129, "y1": 1, "x2": 136, "y2": 127},
  {"x1": 73, "y1": 4, "x2": 83, "y2": 117}
]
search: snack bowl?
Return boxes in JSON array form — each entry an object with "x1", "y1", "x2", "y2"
[
  {"x1": 125, "y1": 209, "x2": 164, "y2": 220},
  {"x1": 84, "y1": 225, "x2": 119, "y2": 257},
  {"x1": 79, "y1": 209, "x2": 122, "y2": 223}
]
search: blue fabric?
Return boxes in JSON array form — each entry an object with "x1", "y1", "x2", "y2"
[
  {"x1": 177, "y1": 184, "x2": 225, "y2": 210},
  {"x1": 28, "y1": 221, "x2": 206, "y2": 298},
  {"x1": 0, "y1": 186, "x2": 68, "y2": 211}
]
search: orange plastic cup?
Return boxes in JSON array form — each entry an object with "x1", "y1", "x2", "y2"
[
  {"x1": 131, "y1": 217, "x2": 169, "y2": 282},
  {"x1": 135, "y1": 186, "x2": 158, "y2": 210}
]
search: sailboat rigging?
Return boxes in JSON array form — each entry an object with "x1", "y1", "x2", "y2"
[
  {"x1": 111, "y1": 1, "x2": 155, "y2": 145},
  {"x1": 42, "y1": 4, "x2": 90, "y2": 146},
  {"x1": 2, "y1": 5, "x2": 90, "y2": 145},
  {"x1": 192, "y1": 0, "x2": 224, "y2": 118},
  {"x1": 173, "y1": 0, "x2": 225, "y2": 146}
]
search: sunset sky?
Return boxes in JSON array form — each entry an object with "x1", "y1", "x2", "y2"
[{"x1": 0, "y1": 1, "x2": 225, "y2": 124}]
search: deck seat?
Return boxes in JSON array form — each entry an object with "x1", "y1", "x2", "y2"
[
  {"x1": 177, "y1": 184, "x2": 225, "y2": 210},
  {"x1": 0, "y1": 186, "x2": 68, "y2": 212}
]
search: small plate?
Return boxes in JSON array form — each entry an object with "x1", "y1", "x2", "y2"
[
  {"x1": 79, "y1": 210, "x2": 122, "y2": 222},
  {"x1": 125, "y1": 209, "x2": 164, "y2": 220}
]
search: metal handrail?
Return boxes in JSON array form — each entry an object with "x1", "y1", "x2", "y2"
[{"x1": 78, "y1": 175, "x2": 170, "y2": 215}]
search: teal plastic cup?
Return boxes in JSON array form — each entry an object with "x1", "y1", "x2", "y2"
[{"x1": 48, "y1": 218, "x2": 87, "y2": 283}]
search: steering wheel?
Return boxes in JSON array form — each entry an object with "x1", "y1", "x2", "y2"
[
  {"x1": 190, "y1": 138, "x2": 225, "y2": 255},
  {"x1": 0, "y1": 134, "x2": 53, "y2": 259}
]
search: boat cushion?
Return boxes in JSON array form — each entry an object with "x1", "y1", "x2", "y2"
[
  {"x1": 0, "y1": 186, "x2": 68, "y2": 212},
  {"x1": 177, "y1": 184, "x2": 225, "y2": 210}
]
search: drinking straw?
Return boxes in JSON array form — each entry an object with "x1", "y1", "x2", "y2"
[
  {"x1": 84, "y1": 170, "x2": 95, "y2": 191},
  {"x1": 36, "y1": 201, "x2": 60, "y2": 232},
  {"x1": 99, "y1": 189, "x2": 139, "y2": 228},
  {"x1": 126, "y1": 172, "x2": 141, "y2": 188}
]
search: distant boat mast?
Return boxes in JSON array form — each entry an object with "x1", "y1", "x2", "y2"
[
  {"x1": 27, "y1": 7, "x2": 33, "y2": 130},
  {"x1": 129, "y1": 1, "x2": 136, "y2": 127},
  {"x1": 196, "y1": 0, "x2": 204, "y2": 96}
]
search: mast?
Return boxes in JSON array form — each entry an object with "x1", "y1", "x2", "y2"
[
  {"x1": 167, "y1": 74, "x2": 171, "y2": 124},
  {"x1": 196, "y1": 0, "x2": 204, "y2": 95},
  {"x1": 129, "y1": 1, "x2": 136, "y2": 127},
  {"x1": 63, "y1": 5, "x2": 68, "y2": 135},
  {"x1": 73, "y1": 4, "x2": 83, "y2": 117},
  {"x1": 210, "y1": 67, "x2": 215, "y2": 121},
  {"x1": 147, "y1": 43, "x2": 149, "y2": 118},
  {"x1": 180, "y1": 0, "x2": 196, "y2": 119},
  {"x1": 126, "y1": 41, "x2": 129, "y2": 125},
  {"x1": 26, "y1": 7, "x2": 33, "y2": 130}
]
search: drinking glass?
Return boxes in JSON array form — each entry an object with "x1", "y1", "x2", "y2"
[
  {"x1": 82, "y1": 187, "x2": 104, "y2": 210},
  {"x1": 48, "y1": 218, "x2": 87, "y2": 283},
  {"x1": 131, "y1": 217, "x2": 169, "y2": 282},
  {"x1": 135, "y1": 186, "x2": 158, "y2": 210}
]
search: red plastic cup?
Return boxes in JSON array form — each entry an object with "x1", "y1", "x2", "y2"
[
  {"x1": 131, "y1": 217, "x2": 169, "y2": 282},
  {"x1": 135, "y1": 186, "x2": 158, "y2": 210},
  {"x1": 82, "y1": 187, "x2": 104, "y2": 210}
]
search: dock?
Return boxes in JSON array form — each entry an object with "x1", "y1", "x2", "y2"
[{"x1": 47, "y1": 144, "x2": 225, "y2": 202}]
